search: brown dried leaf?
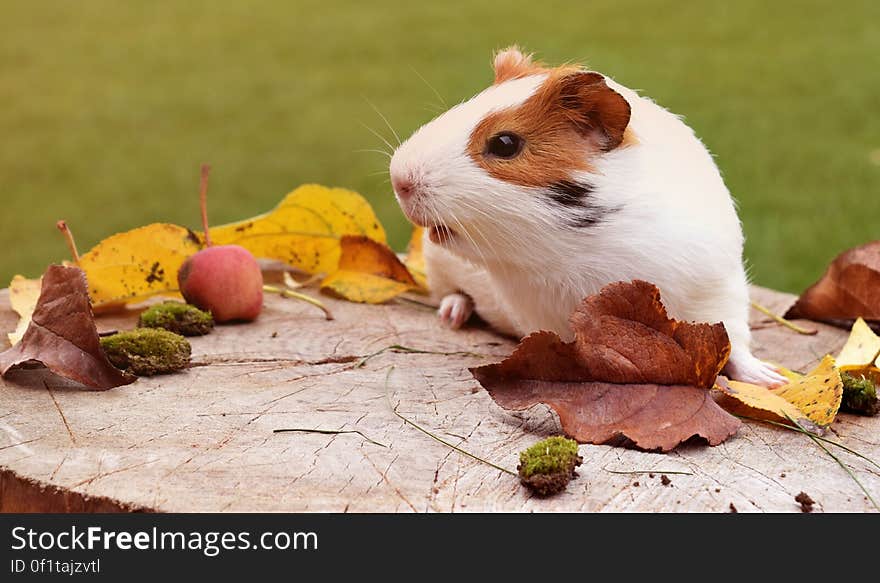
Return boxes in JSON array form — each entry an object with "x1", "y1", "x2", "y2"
[
  {"x1": 785, "y1": 240, "x2": 880, "y2": 330},
  {"x1": 0, "y1": 265, "x2": 136, "y2": 390},
  {"x1": 474, "y1": 374, "x2": 740, "y2": 451},
  {"x1": 471, "y1": 280, "x2": 739, "y2": 451},
  {"x1": 569, "y1": 280, "x2": 730, "y2": 388}
]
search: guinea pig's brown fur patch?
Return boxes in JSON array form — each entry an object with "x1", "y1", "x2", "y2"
[
  {"x1": 492, "y1": 46, "x2": 581, "y2": 85},
  {"x1": 494, "y1": 47, "x2": 546, "y2": 84},
  {"x1": 468, "y1": 69, "x2": 634, "y2": 188}
]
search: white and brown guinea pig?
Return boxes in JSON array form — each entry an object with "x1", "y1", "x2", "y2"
[{"x1": 389, "y1": 46, "x2": 786, "y2": 387}]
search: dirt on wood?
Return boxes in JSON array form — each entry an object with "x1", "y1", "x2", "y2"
[{"x1": 795, "y1": 491, "x2": 815, "y2": 513}]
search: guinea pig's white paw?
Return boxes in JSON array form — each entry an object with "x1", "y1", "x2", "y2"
[
  {"x1": 723, "y1": 353, "x2": 788, "y2": 388},
  {"x1": 437, "y1": 293, "x2": 474, "y2": 330}
]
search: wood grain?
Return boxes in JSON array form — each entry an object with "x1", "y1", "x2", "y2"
[{"x1": 0, "y1": 285, "x2": 876, "y2": 513}]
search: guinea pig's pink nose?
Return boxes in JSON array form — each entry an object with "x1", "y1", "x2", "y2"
[{"x1": 392, "y1": 175, "x2": 415, "y2": 200}]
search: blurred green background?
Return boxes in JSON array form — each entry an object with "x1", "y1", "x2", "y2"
[{"x1": 1, "y1": 0, "x2": 877, "y2": 292}]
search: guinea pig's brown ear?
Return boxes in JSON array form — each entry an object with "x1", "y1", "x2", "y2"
[
  {"x1": 493, "y1": 46, "x2": 542, "y2": 84},
  {"x1": 557, "y1": 72, "x2": 632, "y2": 151}
]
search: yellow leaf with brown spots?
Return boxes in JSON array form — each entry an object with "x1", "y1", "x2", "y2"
[
  {"x1": 776, "y1": 365, "x2": 802, "y2": 383},
  {"x1": 773, "y1": 355, "x2": 842, "y2": 427},
  {"x1": 404, "y1": 226, "x2": 428, "y2": 291},
  {"x1": 321, "y1": 272, "x2": 412, "y2": 304},
  {"x1": 716, "y1": 377, "x2": 817, "y2": 431},
  {"x1": 717, "y1": 355, "x2": 843, "y2": 431},
  {"x1": 77, "y1": 223, "x2": 202, "y2": 310},
  {"x1": 209, "y1": 184, "x2": 386, "y2": 276},
  {"x1": 320, "y1": 235, "x2": 418, "y2": 304},
  {"x1": 6, "y1": 275, "x2": 42, "y2": 346}
]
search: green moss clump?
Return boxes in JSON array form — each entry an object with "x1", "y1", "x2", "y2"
[
  {"x1": 100, "y1": 328, "x2": 191, "y2": 376},
  {"x1": 841, "y1": 372, "x2": 879, "y2": 416},
  {"x1": 517, "y1": 436, "x2": 583, "y2": 496},
  {"x1": 138, "y1": 301, "x2": 214, "y2": 336}
]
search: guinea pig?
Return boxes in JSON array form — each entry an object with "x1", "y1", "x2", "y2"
[{"x1": 389, "y1": 46, "x2": 786, "y2": 387}]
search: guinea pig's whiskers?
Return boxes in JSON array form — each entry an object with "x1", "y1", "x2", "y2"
[
  {"x1": 445, "y1": 212, "x2": 473, "y2": 248},
  {"x1": 358, "y1": 121, "x2": 397, "y2": 155},
  {"x1": 426, "y1": 200, "x2": 444, "y2": 234},
  {"x1": 353, "y1": 148, "x2": 393, "y2": 160},
  {"x1": 456, "y1": 197, "x2": 499, "y2": 225},
  {"x1": 421, "y1": 102, "x2": 446, "y2": 115},
  {"x1": 458, "y1": 217, "x2": 491, "y2": 267},
  {"x1": 426, "y1": 199, "x2": 461, "y2": 252},
  {"x1": 442, "y1": 203, "x2": 492, "y2": 271},
  {"x1": 362, "y1": 97, "x2": 402, "y2": 147},
  {"x1": 409, "y1": 65, "x2": 448, "y2": 110},
  {"x1": 464, "y1": 213, "x2": 502, "y2": 268},
  {"x1": 454, "y1": 198, "x2": 516, "y2": 277}
]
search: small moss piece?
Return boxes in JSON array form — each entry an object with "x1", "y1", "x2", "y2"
[
  {"x1": 138, "y1": 301, "x2": 214, "y2": 336},
  {"x1": 841, "y1": 372, "x2": 879, "y2": 416},
  {"x1": 100, "y1": 328, "x2": 191, "y2": 376},
  {"x1": 517, "y1": 436, "x2": 583, "y2": 496}
]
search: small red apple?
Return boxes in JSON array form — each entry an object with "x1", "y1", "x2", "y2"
[
  {"x1": 178, "y1": 245, "x2": 263, "y2": 322},
  {"x1": 177, "y1": 164, "x2": 263, "y2": 323}
]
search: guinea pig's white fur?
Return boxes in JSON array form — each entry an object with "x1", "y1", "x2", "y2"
[{"x1": 389, "y1": 47, "x2": 786, "y2": 387}]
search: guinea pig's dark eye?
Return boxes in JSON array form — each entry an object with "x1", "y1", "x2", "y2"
[{"x1": 486, "y1": 132, "x2": 523, "y2": 159}]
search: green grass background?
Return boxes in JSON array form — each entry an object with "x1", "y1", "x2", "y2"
[{"x1": 1, "y1": 0, "x2": 877, "y2": 292}]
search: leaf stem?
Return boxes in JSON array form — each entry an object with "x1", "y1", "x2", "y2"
[
  {"x1": 282, "y1": 271, "x2": 323, "y2": 290},
  {"x1": 199, "y1": 163, "x2": 212, "y2": 247},
  {"x1": 384, "y1": 367, "x2": 516, "y2": 476},
  {"x1": 750, "y1": 300, "x2": 817, "y2": 335},
  {"x1": 394, "y1": 295, "x2": 437, "y2": 312},
  {"x1": 55, "y1": 220, "x2": 80, "y2": 262},
  {"x1": 273, "y1": 428, "x2": 387, "y2": 448},
  {"x1": 263, "y1": 284, "x2": 334, "y2": 320}
]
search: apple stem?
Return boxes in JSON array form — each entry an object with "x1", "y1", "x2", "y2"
[
  {"x1": 56, "y1": 220, "x2": 80, "y2": 262},
  {"x1": 199, "y1": 163, "x2": 213, "y2": 247},
  {"x1": 263, "y1": 285, "x2": 334, "y2": 320}
]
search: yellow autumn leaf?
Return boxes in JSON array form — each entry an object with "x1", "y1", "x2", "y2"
[
  {"x1": 210, "y1": 184, "x2": 386, "y2": 276},
  {"x1": 321, "y1": 272, "x2": 412, "y2": 304},
  {"x1": 6, "y1": 275, "x2": 42, "y2": 346},
  {"x1": 773, "y1": 355, "x2": 842, "y2": 427},
  {"x1": 77, "y1": 223, "x2": 203, "y2": 309},
  {"x1": 717, "y1": 377, "x2": 816, "y2": 430},
  {"x1": 404, "y1": 226, "x2": 428, "y2": 291},
  {"x1": 835, "y1": 317, "x2": 880, "y2": 371},
  {"x1": 776, "y1": 365, "x2": 802, "y2": 383},
  {"x1": 717, "y1": 355, "x2": 843, "y2": 430},
  {"x1": 321, "y1": 235, "x2": 417, "y2": 304}
]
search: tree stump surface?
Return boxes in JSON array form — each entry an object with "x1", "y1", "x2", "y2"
[{"x1": 0, "y1": 285, "x2": 876, "y2": 513}]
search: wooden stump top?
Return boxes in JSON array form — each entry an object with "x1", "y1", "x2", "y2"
[{"x1": 0, "y1": 285, "x2": 876, "y2": 513}]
